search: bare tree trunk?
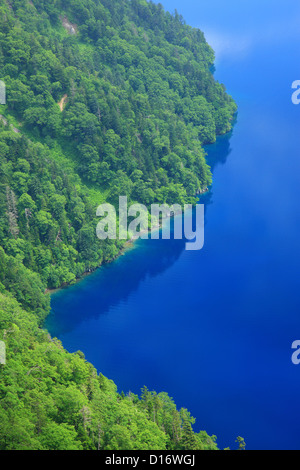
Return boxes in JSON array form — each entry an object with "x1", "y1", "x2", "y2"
[{"x1": 6, "y1": 186, "x2": 19, "y2": 238}]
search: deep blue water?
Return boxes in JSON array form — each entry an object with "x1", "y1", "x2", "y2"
[{"x1": 45, "y1": 0, "x2": 300, "y2": 450}]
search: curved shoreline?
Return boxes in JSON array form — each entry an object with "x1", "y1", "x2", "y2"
[{"x1": 45, "y1": 189, "x2": 209, "y2": 296}]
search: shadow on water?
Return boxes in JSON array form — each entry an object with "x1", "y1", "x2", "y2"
[
  {"x1": 205, "y1": 128, "x2": 234, "y2": 173},
  {"x1": 200, "y1": 129, "x2": 234, "y2": 211},
  {"x1": 46, "y1": 131, "x2": 234, "y2": 337},
  {"x1": 47, "y1": 235, "x2": 185, "y2": 335}
]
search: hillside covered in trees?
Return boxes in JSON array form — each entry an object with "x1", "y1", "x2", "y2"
[{"x1": 0, "y1": 0, "x2": 236, "y2": 450}]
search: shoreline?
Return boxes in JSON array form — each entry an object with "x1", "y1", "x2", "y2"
[{"x1": 45, "y1": 189, "x2": 209, "y2": 296}]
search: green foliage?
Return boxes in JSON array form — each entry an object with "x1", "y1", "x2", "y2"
[
  {"x1": 0, "y1": 0, "x2": 237, "y2": 450},
  {"x1": 236, "y1": 436, "x2": 246, "y2": 450},
  {"x1": 1, "y1": 0, "x2": 236, "y2": 211},
  {"x1": 0, "y1": 0, "x2": 236, "y2": 294},
  {"x1": 0, "y1": 294, "x2": 218, "y2": 450}
]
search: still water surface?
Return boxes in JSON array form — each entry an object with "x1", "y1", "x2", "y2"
[{"x1": 46, "y1": 0, "x2": 300, "y2": 449}]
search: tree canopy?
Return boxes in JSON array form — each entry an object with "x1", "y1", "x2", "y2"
[{"x1": 0, "y1": 0, "x2": 238, "y2": 451}]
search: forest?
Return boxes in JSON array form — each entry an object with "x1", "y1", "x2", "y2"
[{"x1": 0, "y1": 0, "x2": 236, "y2": 450}]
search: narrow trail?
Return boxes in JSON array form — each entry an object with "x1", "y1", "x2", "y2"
[
  {"x1": 58, "y1": 94, "x2": 68, "y2": 112},
  {"x1": 0, "y1": 115, "x2": 20, "y2": 133}
]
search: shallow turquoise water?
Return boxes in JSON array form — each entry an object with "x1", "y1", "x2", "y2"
[{"x1": 46, "y1": 0, "x2": 300, "y2": 449}]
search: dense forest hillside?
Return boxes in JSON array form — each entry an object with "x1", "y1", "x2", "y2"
[{"x1": 0, "y1": 0, "x2": 236, "y2": 450}]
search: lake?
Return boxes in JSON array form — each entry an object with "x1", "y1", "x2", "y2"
[{"x1": 45, "y1": 0, "x2": 300, "y2": 450}]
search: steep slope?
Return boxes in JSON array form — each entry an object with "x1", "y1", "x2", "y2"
[{"x1": 0, "y1": 0, "x2": 236, "y2": 450}]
